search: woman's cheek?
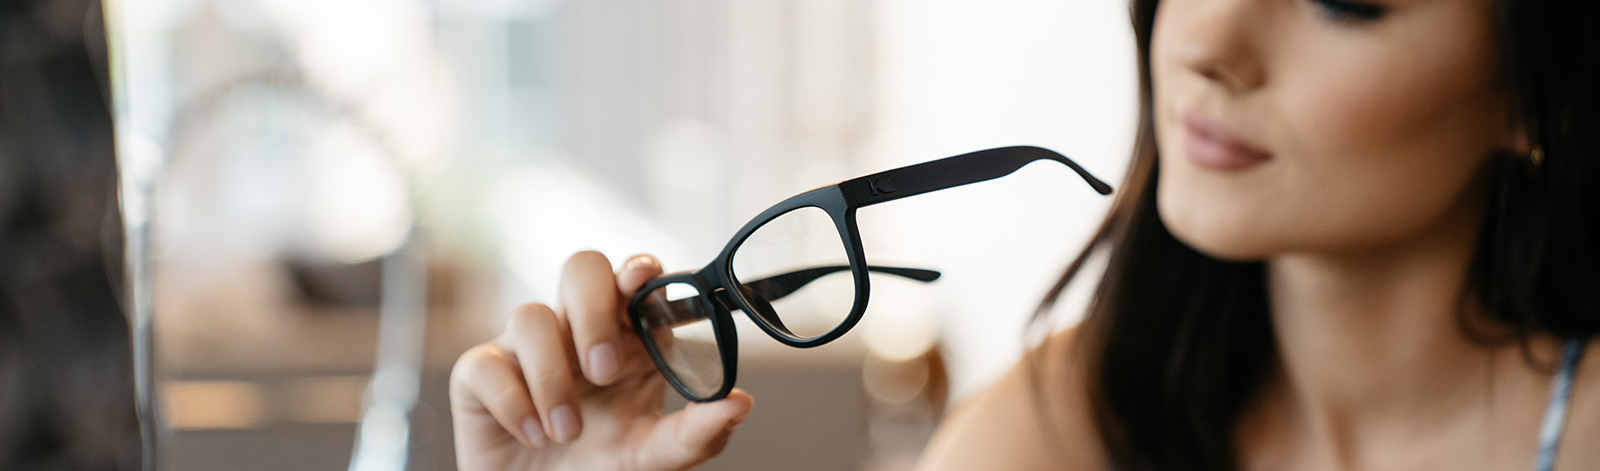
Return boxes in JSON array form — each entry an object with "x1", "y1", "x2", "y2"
[
  {"x1": 1282, "y1": 35, "x2": 1493, "y2": 164},
  {"x1": 1280, "y1": 64, "x2": 1408, "y2": 162},
  {"x1": 1274, "y1": 68, "x2": 1495, "y2": 250}
]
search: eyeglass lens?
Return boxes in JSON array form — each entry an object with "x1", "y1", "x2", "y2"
[
  {"x1": 637, "y1": 282, "x2": 725, "y2": 399},
  {"x1": 730, "y1": 206, "x2": 856, "y2": 340}
]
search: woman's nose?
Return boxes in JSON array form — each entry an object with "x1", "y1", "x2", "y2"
[{"x1": 1163, "y1": 0, "x2": 1267, "y2": 92}]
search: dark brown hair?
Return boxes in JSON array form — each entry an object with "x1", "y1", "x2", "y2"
[
  {"x1": 1034, "y1": 0, "x2": 1600, "y2": 469},
  {"x1": 0, "y1": 0, "x2": 139, "y2": 468}
]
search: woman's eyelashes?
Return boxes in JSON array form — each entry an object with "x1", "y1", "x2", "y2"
[{"x1": 1310, "y1": 0, "x2": 1387, "y2": 23}]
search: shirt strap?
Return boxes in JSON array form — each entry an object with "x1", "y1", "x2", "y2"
[{"x1": 1534, "y1": 339, "x2": 1586, "y2": 471}]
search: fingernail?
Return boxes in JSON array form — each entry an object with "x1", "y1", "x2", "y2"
[
  {"x1": 522, "y1": 416, "x2": 546, "y2": 446},
  {"x1": 588, "y1": 342, "x2": 619, "y2": 384},
  {"x1": 550, "y1": 404, "x2": 580, "y2": 442},
  {"x1": 624, "y1": 255, "x2": 658, "y2": 272}
]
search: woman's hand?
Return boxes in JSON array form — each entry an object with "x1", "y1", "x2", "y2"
[{"x1": 450, "y1": 251, "x2": 754, "y2": 471}]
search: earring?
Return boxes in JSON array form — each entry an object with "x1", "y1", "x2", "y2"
[{"x1": 1530, "y1": 146, "x2": 1545, "y2": 166}]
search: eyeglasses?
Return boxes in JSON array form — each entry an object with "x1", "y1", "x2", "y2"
[{"x1": 626, "y1": 146, "x2": 1113, "y2": 402}]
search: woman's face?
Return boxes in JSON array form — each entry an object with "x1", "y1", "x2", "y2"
[{"x1": 1151, "y1": 0, "x2": 1516, "y2": 260}]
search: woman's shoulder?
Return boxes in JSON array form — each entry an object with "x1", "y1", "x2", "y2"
[{"x1": 915, "y1": 327, "x2": 1106, "y2": 471}]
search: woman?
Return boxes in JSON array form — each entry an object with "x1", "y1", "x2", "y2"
[{"x1": 448, "y1": 0, "x2": 1600, "y2": 468}]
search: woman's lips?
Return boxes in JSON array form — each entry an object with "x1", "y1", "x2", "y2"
[{"x1": 1180, "y1": 110, "x2": 1272, "y2": 171}]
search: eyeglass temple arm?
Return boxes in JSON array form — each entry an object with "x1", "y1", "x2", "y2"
[
  {"x1": 712, "y1": 265, "x2": 936, "y2": 311},
  {"x1": 841, "y1": 145, "x2": 1113, "y2": 208},
  {"x1": 741, "y1": 265, "x2": 939, "y2": 301},
  {"x1": 644, "y1": 265, "x2": 940, "y2": 328}
]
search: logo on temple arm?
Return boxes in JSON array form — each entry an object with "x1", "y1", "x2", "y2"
[{"x1": 868, "y1": 177, "x2": 897, "y2": 196}]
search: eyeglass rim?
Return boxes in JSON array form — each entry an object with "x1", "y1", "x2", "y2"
[
  {"x1": 629, "y1": 272, "x2": 741, "y2": 402},
  {"x1": 715, "y1": 189, "x2": 871, "y2": 346}
]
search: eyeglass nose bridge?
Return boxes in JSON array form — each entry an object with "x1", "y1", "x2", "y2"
[{"x1": 710, "y1": 285, "x2": 793, "y2": 335}]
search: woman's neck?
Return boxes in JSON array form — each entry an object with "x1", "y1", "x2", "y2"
[
  {"x1": 1263, "y1": 185, "x2": 1510, "y2": 459},
  {"x1": 1268, "y1": 230, "x2": 1487, "y2": 424}
]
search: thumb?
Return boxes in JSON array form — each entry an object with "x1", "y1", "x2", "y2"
[{"x1": 635, "y1": 389, "x2": 754, "y2": 470}]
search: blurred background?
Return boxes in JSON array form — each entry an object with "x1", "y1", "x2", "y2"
[{"x1": 95, "y1": 0, "x2": 1137, "y2": 469}]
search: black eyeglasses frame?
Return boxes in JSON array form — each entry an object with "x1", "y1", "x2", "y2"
[{"x1": 626, "y1": 145, "x2": 1113, "y2": 402}]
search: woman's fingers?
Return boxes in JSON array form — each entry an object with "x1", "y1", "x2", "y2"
[
  {"x1": 561, "y1": 251, "x2": 628, "y2": 386},
  {"x1": 500, "y1": 303, "x2": 583, "y2": 443},
  {"x1": 616, "y1": 254, "x2": 664, "y2": 295},
  {"x1": 451, "y1": 250, "x2": 753, "y2": 470},
  {"x1": 450, "y1": 343, "x2": 545, "y2": 448},
  {"x1": 561, "y1": 251, "x2": 665, "y2": 387},
  {"x1": 613, "y1": 255, "x2": 666, "y2": 379},
  {"x1": 634, "y1": 389, "x2": 754, "y2": 470}
]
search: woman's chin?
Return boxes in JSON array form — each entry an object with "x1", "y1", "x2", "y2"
[
  {"x1": 1157, "y1": 199, "x2": 1278, "y2": 262},
  {"x1": 1173, "y1": 229, "x2": 1275, "y2": 262}
]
